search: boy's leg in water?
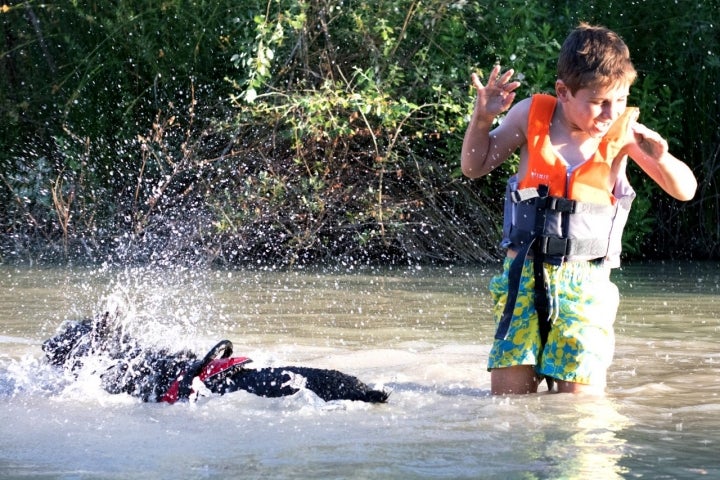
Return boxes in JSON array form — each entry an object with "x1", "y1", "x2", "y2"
[
  {"x1": 538, "y1": 261, "x2": 617, "y2": 393},
  {"x1": 491, "y1": 368, "x2": 605, "y2": 395},
  {"x1": 555, "y1": 379, "x2": 605, "y2": 395},
  {"x1": 488, "y1": 258, "x2": 543, "y2": 395},
  {"x1": 491, "y1": 365, "x2": 540, "y2": 395}
]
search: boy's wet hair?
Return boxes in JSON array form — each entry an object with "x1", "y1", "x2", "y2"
[{"x1": 558, "y1": 23, "x2": 637, "y2": 94}]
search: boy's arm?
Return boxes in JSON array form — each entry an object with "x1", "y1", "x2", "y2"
[
  {"x1": 626, "y1": 122, "x2": 697, "y2": 201},
  {"x1": 461, "y1": 65, "x2": 526, "y2": 179}
]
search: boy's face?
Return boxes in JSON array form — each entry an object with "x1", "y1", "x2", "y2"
[{"x1": 559, "y1": 82, "x2": 630, "y2": 138}]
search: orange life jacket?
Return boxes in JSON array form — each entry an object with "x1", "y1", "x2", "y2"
[
  {"x1": 519, "y1": 93, "x2": 638, "y2": 205},
  {"x1": 495, "y1": 94, "x2": 638, "y2": 342},
  {"x1": 500, "y1": 93, "x2": 638, "y2": 266}
]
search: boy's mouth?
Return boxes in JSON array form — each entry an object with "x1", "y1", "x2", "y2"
[{"x1": 594, "y1": 120, "x2": 612, "y2": 133}]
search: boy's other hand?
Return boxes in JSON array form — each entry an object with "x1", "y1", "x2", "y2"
[{"x1": 631, "y1": 122, "x2": 669, "y2": 160}]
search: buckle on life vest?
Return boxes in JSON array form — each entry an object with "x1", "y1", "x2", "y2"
[
  {"x1": 544, "y1": 197, "x2": 577, "y2": 213},
  {"x1": 537, "y1": 236, "x2": 571, "y2": 256},
  {"x1": 511, "y1": 187, "x2": 541, "y2": 203}
]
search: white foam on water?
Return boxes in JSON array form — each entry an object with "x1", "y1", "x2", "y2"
[{"x1": 2, "y1": 263, "x2": 719, "y2": 479}]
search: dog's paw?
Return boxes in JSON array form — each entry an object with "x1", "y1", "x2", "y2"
[
  {"x1": 190, "y1": 376, "x2": 212, "y2": 402},
  {"x1": 281, "y1": 371, "x2": 308, "y2": 391}
]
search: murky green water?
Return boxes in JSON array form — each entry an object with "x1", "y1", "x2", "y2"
[{"x1": 1, "y1": 261, "x2": 718, "y2": 479}]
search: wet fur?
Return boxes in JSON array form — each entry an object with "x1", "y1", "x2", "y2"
[{"x1": 43, "y1": 314, "x2": 388, "y2": 404}]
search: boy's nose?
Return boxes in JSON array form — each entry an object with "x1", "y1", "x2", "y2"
[
  {"x1": 600, "y1": 104, "x2": 624, "y2": 123},
  {"x1": 601, "y1": 103, "x2": 616, "y2": 120}
]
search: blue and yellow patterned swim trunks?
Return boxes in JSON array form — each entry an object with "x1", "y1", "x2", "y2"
[{"x1": 488, "y1": 257, "x2": 619, "y2": 385}]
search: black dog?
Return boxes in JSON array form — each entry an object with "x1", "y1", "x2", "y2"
[{"x1": 42, "y1": 312, "x2": 388, "y2": 404}]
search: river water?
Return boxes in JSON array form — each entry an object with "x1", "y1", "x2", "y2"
[{"x1": 0, "y1": 261, "x2": 718, "y2": 479}]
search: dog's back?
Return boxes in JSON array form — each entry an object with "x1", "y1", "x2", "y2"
[{"x1": 208, "y1": 366, "x2": 389, "y2": 403}]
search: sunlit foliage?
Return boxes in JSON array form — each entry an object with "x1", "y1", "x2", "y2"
[{"x1": 0, "y1": 0, "x2": 717, "y2": 265}]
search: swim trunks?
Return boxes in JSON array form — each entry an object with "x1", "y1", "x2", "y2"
[{"x1": 487, "y1": 256, "x2": 619, "y2": 385}]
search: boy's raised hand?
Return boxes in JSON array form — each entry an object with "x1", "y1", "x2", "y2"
[
  {"x1": 470, "y1": 64, "x2": 521, "y2": 122},
  {"x1": 627, "y1": 119, "x2": 697, "y2": 201},
  {"x1": 630, "y1": 122, "x2": 669, "y2": 160}
]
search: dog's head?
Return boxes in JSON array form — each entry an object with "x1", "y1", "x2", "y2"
[
  {"x1": 42, "y1": 307, "x2": 129, "y2": 368},
  {"x1": 42, "y1": 318, "x2": 92, "y2": 368}
]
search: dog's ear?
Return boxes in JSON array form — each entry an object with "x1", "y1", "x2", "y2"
[{"x1": 42, "y1": 319, "x2": 92, "y2": 366}]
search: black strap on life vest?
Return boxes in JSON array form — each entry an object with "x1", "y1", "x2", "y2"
[
  {"x1": 496, "y1": 185, "x2": 554, "y2": 390},
  {"x1": 529, "y1": 187, "x2": 552, "y2": 389},
  {"x1": 532, "y1": 245, "x2": 554, "y2": 391}
]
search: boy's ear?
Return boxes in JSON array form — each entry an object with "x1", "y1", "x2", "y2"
[{"x1": 555, "y1": 80, "x2": 570, "y2": 102}]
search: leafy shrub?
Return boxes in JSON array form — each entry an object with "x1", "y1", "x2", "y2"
[{"x1": 0, "y1": 0, "x2": 717, "y2": 265}]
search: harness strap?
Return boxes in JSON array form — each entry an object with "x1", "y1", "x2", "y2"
[
  {"x1": 530, "y1": 185, "x2": 551, "y2": 351},
  {"x1": 496, "y1": 185, "x2": 555, "y2": 390},
  {"x1": 536, "y1": 235, "x2": 609, "y2": 258},
  {"x1": 512, "y1": 187, "x2": 616, "y2": 215},
  {"x1": 532, "y1": 250, "x2": 555, "y2": 391},
  {"x1": 160, "y1": 340, "x2": 240, "y2": 404},
  {"x1": 496, "y1": 184, "x2": 551, "y2": 341},
  {"x1": 495, "y1": 241, "x2": 533, "y2": 341},
  {"x1": 532, "y1": 253, "x2": 551, "y2": 346}
]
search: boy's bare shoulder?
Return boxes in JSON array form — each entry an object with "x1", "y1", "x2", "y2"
[
  {"x1": 516, "y1": 95, "x2": 534, "y2": 112},
  {"x1": 498, "y1": 96, "x2": 532, "y2": 135}
]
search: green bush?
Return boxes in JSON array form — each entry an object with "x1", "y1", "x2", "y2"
[{"x1": 1, "y1": 0, "x2": 717, "y2": 265}]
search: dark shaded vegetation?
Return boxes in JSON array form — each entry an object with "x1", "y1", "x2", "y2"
[{"x1": 1, "y1": 0, "x2": 718, "y2": 268}]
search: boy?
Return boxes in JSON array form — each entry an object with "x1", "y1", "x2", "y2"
[{"x1": 461, "y1": 23, "x2": 697, "y2": 395}]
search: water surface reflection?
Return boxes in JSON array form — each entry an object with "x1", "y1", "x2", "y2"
[{"x1": 0, "y1": 261, "x2": 718, "y2": 478}]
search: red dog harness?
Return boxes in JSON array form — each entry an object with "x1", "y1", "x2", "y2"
[
  {"x1": 160, "y1": 340, "x2": 251, "y2": 404},
  {"x1": 161, "y1": 356, "x2": 251, "y2": 403}
]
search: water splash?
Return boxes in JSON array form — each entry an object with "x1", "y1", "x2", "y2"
[{"x1": 85, "y1": 263, "x2": 233, "y2": 350}]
